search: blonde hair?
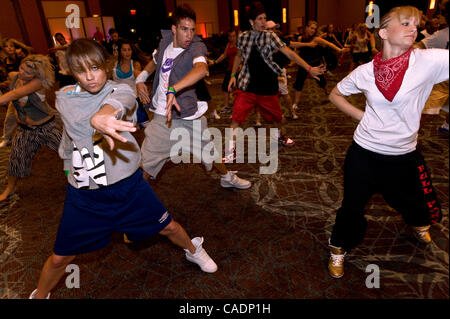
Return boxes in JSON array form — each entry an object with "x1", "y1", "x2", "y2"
[
  {"x1": 21, "y1": 54, "x2": 54, "y2": 90},
  {"x1": 375, "y1": 6, "x2": 421, "y2": 48},
  {"x1": 379, "y1": 6, "x2": 421, "y2": 30}
]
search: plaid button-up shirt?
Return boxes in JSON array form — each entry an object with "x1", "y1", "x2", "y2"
[{"x1": 236, "y1": 30, "x2": 286, "y2": 91}]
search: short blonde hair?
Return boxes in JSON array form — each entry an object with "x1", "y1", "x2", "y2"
[
  {"x1": 379, "y1": 6, "x2": 421, "y2": 30},
  {"x1": 376, "y1": 6, "x2": 421, "y2": 48},
  {"x1": 21, "y1": 54, "x2": 54, "y2": 90}
]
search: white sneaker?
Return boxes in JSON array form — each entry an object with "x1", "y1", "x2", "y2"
[
  {"x1": 203, "y1": 161, "x2": 213, "y2": 172},
  {"x1": 220, "y1": 171, "x2": 251, "y2": 189},
  {"x1": 185, "y1": 237, "x2": 218, "y2": 273},
  {"x1": 0, "y1": 140, "x2": 11, "y2": 148},
  {"x1": 29, "y1": 289, "x2": 51, "y2": 299},
  {"x1": 210, "y1": 110, "x2": 221, "y2": 120}
]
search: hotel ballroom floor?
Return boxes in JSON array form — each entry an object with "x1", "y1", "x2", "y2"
[{"x1": 0, "y1": 62, "x2": 448, "y2": 299}]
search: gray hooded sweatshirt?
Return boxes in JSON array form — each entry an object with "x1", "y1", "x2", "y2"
[{"x1": 56, "y1": 81, "x2": 139, "y2": 189}]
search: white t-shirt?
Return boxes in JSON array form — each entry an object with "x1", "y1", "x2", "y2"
[
  {"x1": 337, "y1": 48, "x2": 449, "y2": 155},
  {"x1": 152, "y1": 42, "x2": 208, "y2": 119},
  {"x1": 423, "y1": 27, "x2": 449, "y2": 49}
]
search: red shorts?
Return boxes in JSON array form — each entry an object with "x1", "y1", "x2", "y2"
[{"x1": 231, "y1": 90, "x2": 282, "y2": 124}]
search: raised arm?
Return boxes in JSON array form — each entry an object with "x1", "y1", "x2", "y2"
[{"x1": 328, "y1": 86, "x2": 364, "y2": 121}]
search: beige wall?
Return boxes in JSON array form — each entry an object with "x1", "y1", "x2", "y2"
[
  {"x1": 177, "y1": 0, "x2": 220, "y2": 36},
  {"x1": 289, "y1": 0, "x2": 306, "y2": 33},
  {"x1": 318, "y1": 0, "x2": 366, "y2": 31},
  {"x1": 41, "y1": 1, "x2": 87, "y2": 18}
]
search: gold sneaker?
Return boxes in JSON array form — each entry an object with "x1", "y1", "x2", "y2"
[
  {"x1": 328, "y1": 245, "x2": 346, "y2": 279},
  {"x1": 412, "y1": 225, "x2": 431, "y2": 244},
  {"x1": 123, "y1": 234, "x2": 133, "y2": 244}
]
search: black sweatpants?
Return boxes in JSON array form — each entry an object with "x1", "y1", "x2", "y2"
[{"x1": 330, "y1": 141, "x2": 442, "y2": 252}]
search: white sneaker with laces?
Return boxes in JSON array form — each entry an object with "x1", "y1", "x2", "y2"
[
  {"x1": 29, "y1": 289, "x2": 51, "y2": 299},
  {"x1": 185, "y1": 237, "x2": 218, "y2": 273},
  {"x1": 220, "y1": 171, "x2": 251, "y2": 189}
]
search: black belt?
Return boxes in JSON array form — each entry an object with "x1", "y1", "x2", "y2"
[{"x1": 18, "y1": 116, "x2": 55, "y2": 130}]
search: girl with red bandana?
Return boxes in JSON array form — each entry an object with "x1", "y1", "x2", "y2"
[{"x1": 327, "y1": 6, "x2": 448, "y2": 279}]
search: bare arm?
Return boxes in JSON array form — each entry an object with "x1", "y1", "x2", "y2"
[
  {"x1": 136, "y1": 60, "x2": 157, "y2": 104},
  {"x1": 0, "y1": 78, "x2": 42, "y2": 106},
  {"x1": 368, "y1": 32, "x2": 378, "y2": 54},
  {"x1": 332, "y1": 34, "x2": 344, "y2": 48},
  {"x1": 133, "y1": 60, "x2": 142, "y2": 78},
  {"x1": 329, "y1": 86, "x2": 364, "y2": 121},
  {"x1": 227, "y1": 49, "x2": 242, "y2": 92},
  {"x1": 290, "y1": 41, "x2": 317, "y2": 49},
  {"x1": 314, "y1": 37, "x2": 343, "y2": 53},
  {"x1": 212, "y1": 43, "x2": 230, "y2": 65},
  {"x1": 279, "y1": 45, "x2": 325, "y2": 80},
  {"x1": 165, "y1": 61, "x2": 208, "y2": 121}
]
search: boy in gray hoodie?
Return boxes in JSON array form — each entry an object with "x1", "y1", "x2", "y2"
[{"x1": 30, "y1": 39, "x2": 217, "y2": 299}]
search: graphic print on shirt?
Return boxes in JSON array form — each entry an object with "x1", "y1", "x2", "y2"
[
  {"x1": 161, "y1": 58, "x2": 174, "y2": 93},
  {"x1": 72, "y1": 138, "x2": 107, "y2": 188}
]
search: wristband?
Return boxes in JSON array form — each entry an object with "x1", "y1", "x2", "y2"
[
  {"x1": 167, "y1": 86, "x2": 176, "y2": 94},
  {"x1": 135, "y1": 70, "x2": 149, "y2": 84},
  {"x1": 231, "y1": 74, "x2": 236, "y2": 78},
  {"x1": 64, "y1": 170, "x2": 69, "y2": 176},
  {"x1": 166, "y1": 91, "x2": 176, "y2": 96}
]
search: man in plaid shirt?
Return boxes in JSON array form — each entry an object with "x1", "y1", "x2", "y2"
[{"x1": 224, "y1": 1, "x2": 325, "y2": 163}]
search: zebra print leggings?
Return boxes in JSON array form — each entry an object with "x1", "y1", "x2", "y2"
[{"x1": 8, "y1": 118, "x2": 62, "y2": 178}]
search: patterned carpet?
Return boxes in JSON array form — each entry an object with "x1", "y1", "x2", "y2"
[{"x1": 0, "y1": 61, "x2": 448, "y2": 300}]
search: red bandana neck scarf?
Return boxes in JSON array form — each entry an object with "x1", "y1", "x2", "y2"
[{"x1": 373, "y1": 47, "x2": 413, "y2": 102}]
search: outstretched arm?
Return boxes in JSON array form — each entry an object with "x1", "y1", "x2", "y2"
[
  {"x1": 329, "y1": 86, "x2": 364, "y2": 121},
  {"x1": 314, "y1": 37, "x2": 345, "y2": 53},
  {"x1": 211, "y1": 43, "x2": 230, "y2": 65},
  {"x1": 90, "y1": 104, "x2": 137, "y2": 150},
  {"x1": 165, "y1": 61, "x2": 208, "y2": 121},
  {"x1": 279, "y1": 45, "x2": 325, "y2": 80},
  {"x1": 0, "y1": 77, "x2": 42, "y2": 106}
]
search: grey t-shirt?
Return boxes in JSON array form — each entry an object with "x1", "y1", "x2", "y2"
[{"x1": 56, "y1": 80, "x2": 140, "y2": 189}]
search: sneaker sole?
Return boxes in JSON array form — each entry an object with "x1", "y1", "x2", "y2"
[
  {"x1": 185, "y1": 255, "x2": 218, "y2": 273},
  {"x1": 220, "y1": 182, "x2": 252, "y2": 189},
  {"x1": 329, "y1": 271, "x2": 344, "y2": 279}
]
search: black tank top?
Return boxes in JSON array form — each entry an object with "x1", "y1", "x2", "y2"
[{"x1": 298, "y1": 36, "x2": 322, "y2": 64}]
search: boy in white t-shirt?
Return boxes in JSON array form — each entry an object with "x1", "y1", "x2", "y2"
[
  {"x1": 327, "y1": 6, "x2": 448, "y2": 279},
  {"x1": 135, "y1": 5, "x2": 251, "y2": 190}
]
